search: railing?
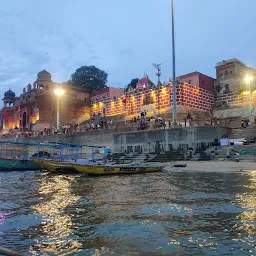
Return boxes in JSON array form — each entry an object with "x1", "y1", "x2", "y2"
[{"x1": 1, "y1": 121, "x2": 221, "y2": 141}]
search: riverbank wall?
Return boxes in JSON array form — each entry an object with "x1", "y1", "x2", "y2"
[{"x1": 18, "y1": 126, "x2": 229, "y2": 161}]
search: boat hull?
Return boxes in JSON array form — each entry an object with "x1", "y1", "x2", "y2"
[
  {"x1": 72, "y1": 163, "x2": 165, "y2": 175},
  {"x1": 32, "y1": 159, "x2": 77, "y2": 173},
  {"x1": 32, "y1": 159, "x2": 165, "y2": 175},
  {"x1": 0, "y1": 158, "x2": 39, "y2": 171}
]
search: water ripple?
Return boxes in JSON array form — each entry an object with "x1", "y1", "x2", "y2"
[{"x1": 0, "y1": 170, "x2": 256, "y2": 255}]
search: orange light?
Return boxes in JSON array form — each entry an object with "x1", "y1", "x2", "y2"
[{"x1": 54, "y1": 88, "x2": 64, "y2": 96}]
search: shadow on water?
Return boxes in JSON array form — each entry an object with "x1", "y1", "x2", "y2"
[{"x1": 0, "y1": 170, "x2": 256, "y2": 255}]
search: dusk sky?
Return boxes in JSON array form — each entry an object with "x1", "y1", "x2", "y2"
[{"x1": 0, "y1": 0, "x2": 255, "y2": 95}]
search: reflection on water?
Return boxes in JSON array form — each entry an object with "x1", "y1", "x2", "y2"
[
  {"x1": 0, "y1": 170, "x2": 256, "y2": 255},
  {"x1": 236, "y1": 171, "x2": 256, "y2": 238},
  {"x1": 31, "y1": 175, "x2": 81, "y2": 255}
]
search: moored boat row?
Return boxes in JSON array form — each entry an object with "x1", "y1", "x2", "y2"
[{"x1": 0, "y1": 140, "x2": 165, "y2": 175}]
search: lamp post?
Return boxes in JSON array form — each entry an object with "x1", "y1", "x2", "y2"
[
  {"x1": 54, "y1": 88, "x2": 64, "y2": 131},
  {"x1": 244, "y1": 74, "x2": 253, "y2": 113},
  {"x1": 171, "y1": 0, "x2": 177, "y2": 125}
]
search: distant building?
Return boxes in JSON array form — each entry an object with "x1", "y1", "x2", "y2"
[
  {"x1": 177, "y1": 72, "x2": 215, "y2": 92},
  {"x1": 214, "y1": 58, "x2": 256, "y2": 123},
  {"x1": 136, "y1": 76, "x2": 152, "y2": 89},
  {"x1": 0, "y1": 70, "x2": 90, "y2": 133},
  {"x1": 91, "y1": 87, "x2": 124, "y2": 103},
  {"x1": 214, "y1": 58, "x2": 256, "y2": 93}
]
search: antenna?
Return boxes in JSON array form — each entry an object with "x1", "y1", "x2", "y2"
[
  {"x1": 152, "y1": 63, "x2": 161, "y2": 86},
  {"x1": 152, "y1": 63, "x2": 162, "y2": 117}
]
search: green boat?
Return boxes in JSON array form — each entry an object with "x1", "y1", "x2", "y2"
[
  {"x1": 0, "y1": 158, "x2": 39, "y2": 171},
  {"x1": 239, "y1": 149, "x2": 256, "y2": 155}
]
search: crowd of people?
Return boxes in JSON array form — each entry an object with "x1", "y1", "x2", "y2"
[{"x1": 84, "y1": 119, "x2": 113, "y2": 131}]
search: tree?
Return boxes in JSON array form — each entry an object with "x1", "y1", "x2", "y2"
[
  {"x1": 124, "y1": 78, "x2": 139, "y2": 92},
  {"x1": 70, "y1": 66, "x2": 108, "y2": 92}
]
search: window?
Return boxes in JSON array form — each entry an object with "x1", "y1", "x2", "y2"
[
  {"x1": 225, "y1": 71, "x2": 228, "y2": 76},
  {"x1": 230, "y1": 71, "x2": 233, "y2": 74},
  {"x1": 220, "y1": 73, "x2": 223, "y2": 77},
  {"x1": 225, "y1": 84, "x2": 229, "y2": 91}
]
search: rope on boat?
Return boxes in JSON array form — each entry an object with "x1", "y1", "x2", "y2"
[{"x1": 0, "y1": 247, "x2": 25, "y2": 256}]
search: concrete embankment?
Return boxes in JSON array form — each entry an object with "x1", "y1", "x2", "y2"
[
  {"x1": 18, "y1": 126, "x2": 229, "y2": 161},
  {"x1": 113, "y1": 126, "x2": 228, "y2": 153}
]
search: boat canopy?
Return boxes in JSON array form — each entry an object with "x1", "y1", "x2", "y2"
[{"x1": 0, "y1": 141, "x2": 105, "y2": 161}]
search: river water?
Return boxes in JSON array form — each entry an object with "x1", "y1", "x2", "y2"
[{"x1": 0, "y1": 170, "x2": 256, "y2": 256}]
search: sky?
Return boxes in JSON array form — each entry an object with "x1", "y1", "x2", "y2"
[{"x1": 0, "y1": 0, "x2": 256, "y2": 96}]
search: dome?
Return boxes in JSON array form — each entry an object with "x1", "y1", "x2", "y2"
[
  {"x1": 37, "y1": 69, "x2": 51, "y2": 80},
  {"x1": 4, "y1": 89, "x2": 15, "y2": 98}
]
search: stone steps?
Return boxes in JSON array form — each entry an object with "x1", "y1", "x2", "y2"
[{"x1": 229, "y1": 127, "x2": 256, "y2": 139}]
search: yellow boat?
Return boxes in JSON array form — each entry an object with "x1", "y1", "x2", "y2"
[
  {"x1": 72, "y1": 162, "x2": 165, "y2": 175},
  {"x1": 32, "y1": 159, "x2": 76, "y2": 173},
  {"x1": 32, "y1": 159, "x2": 165, "y2": 175}
]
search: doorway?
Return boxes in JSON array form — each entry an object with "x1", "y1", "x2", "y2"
[{"x1": 22, "y1": 112, "x2": 27, "y2": 129}]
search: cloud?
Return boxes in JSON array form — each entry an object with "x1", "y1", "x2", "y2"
[{"x1": 0, "y1": 0, "x2": 255, "y2": 94}]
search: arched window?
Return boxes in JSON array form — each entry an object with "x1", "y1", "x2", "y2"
[{"x1": 39, "y1": 85, "x2": 44, "y2": 91}]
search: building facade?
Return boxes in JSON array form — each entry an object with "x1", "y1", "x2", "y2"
[
  {"x1": 0, "y1": 70, "x2": 90, "y2": 133},
  {"x1": 4, "y1": 65, "x2": 245, "y2": 133},
  {"x1": 91, "y1": 74, "x2": 214, "y2": 121},
  {"x1": 214, "y1": 58, "x2": 256, "y2": 121},
  {"x1": 177, "y1": 72, "x2": 215, "y2": 92},
  {"x1": 91, "y1": 87, "x2": 124, "y2": 105}
]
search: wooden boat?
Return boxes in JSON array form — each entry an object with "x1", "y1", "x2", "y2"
[
  {"x1": 32, "y1": 159, "x2": 77, "y2": 173},
  {"x1": 0, "y1": 158, "x2": 39, "y2": 171},
  {"x1": 32, "y1": 159, "x2": 165, "y2": 175},
  {"x1": 71, "y1": 162, "x2": 165, "y2": 175}
]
